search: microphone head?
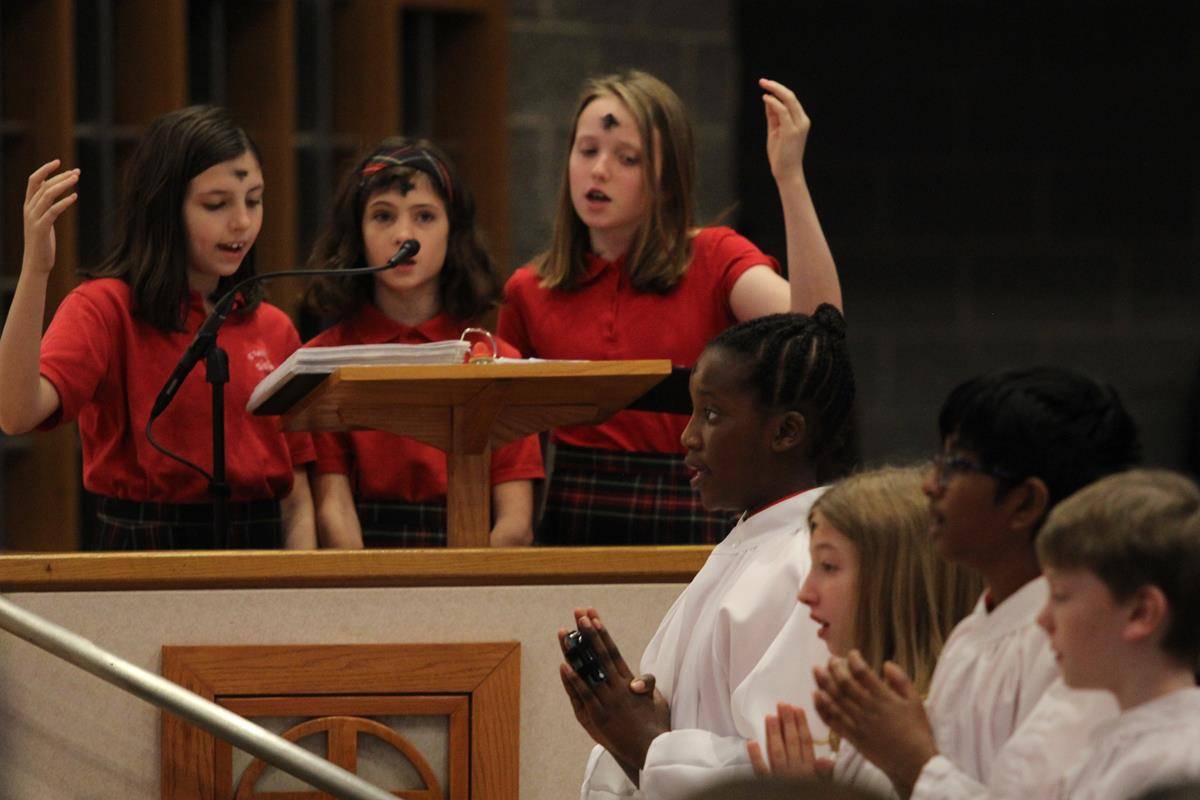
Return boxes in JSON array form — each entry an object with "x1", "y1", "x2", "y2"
[{"x1": 385, "y1": 239, "x2": 421, "y2": 269}]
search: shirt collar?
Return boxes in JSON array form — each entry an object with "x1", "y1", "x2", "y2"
[
  {"x1": 185, "y1": 289, "x2": 245, "y2": 324},
  {"x1": 720, "y1": 486, "x2": 826, "y2": 551},
  {"x1": 349, "y1": 302, "x2": 463, "y2": 344},
  {"x1": 1095, "y1": 686, "x2": 1200, "y2": 741},
  {"x1": 968, "y1": 575, "x2": 1049, "y2": 643},
  {"x1": 578, "y1": 250, "x2": 628, "y2": 286}
]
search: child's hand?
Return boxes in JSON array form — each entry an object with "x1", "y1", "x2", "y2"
[
  {"x1": 747, "y1": 702, "x2": 835, "y2": 778},
  {"x1": 813, "y1": 651, "x2": 937, "y2": 795},
  {"x1": 557, "y1": 608, "x2": 671, "y2": 772},
  {"x1": 760, "y1": 78, "x2": 812, "y2": 184},
  {"x1": 23, "y1": 160, "x2": 80, "y2": 276}
]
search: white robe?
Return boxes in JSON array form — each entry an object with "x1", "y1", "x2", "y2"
[
  {"x1": 579, "y1": 488, "x2": 831, "y2": 800},
  {"x1": 835, "y1": 741, "x2": 898, "y2": 798},
  {"x1": 1053, "y1": 687, "x2": 1200, "y2": 800},
  {"x1": 911, "y1": 577, "x2": 1060, "y2": 796},
  {"x1": 911, "y1": 678, "x2": 1118, "y2": 799}
]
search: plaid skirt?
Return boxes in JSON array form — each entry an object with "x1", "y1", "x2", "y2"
[
  {"x1": 537, "y1": 444, "x2": 735, "y2": 546},
  {"x1": 90, "y1": 495, "x2": 282, "y2": 550},
  {"x1": 355, "y1": 500, "x2": 448, "y2": 548}
]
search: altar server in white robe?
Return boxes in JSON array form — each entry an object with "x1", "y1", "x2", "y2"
[
  {"x1": 746, "y1": 466, "x2": 982, "y2": 797},
  {"x1": 1035, "y1": 470, "x2": 1200, "y2": 800},
  {"x1": 806, "y1": 367, "x2": 1140, "y2": 797},
  {"x1": 557, "y1": 308, "x2": 856, "y2": 800}
]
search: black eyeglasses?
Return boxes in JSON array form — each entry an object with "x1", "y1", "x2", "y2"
[{"x1": 930, "y1": 453, "x2": 1017, "y2": 490}]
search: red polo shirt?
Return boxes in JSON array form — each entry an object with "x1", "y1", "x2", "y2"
[
  {"x1": 38, "y1": 278, "x2": 315, "y2": 502},
  {"x1": 304, "y1": 304, "x2": 544, "y2": 500},
  {"x1": 497, "y1": 226, "x2": 777, "y2": 454}
]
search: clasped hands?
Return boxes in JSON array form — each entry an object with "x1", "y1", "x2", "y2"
[
  {"x1": 749, "y1": 650, "x2": 938, "y2": 795},
  {"x1": 815, "y1": 650, "x2": 938, "y2": 795},
  {"x1": 557, "y1": 607, "x2": 671, "y2": 784}
]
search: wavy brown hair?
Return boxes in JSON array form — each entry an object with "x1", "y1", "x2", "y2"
[
  {"x1": 304, "y1": 137, "x2": 500, "y2": 323},
  {"x1": 813, "y1": 465, "x2": 983, "y2": 695},
  {"x1": 82, "y1": 105, "x2": 264, "y2": 331},
  {"x1": 536, "y1": 70, "x2": 696, "y2": 294}
]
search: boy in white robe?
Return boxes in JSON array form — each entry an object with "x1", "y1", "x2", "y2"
[
  {"x1": 557, "y1": 310, "x2": 856, "y2": 800},
  {"x1": 1036, "y1": 469, "x2": 1200, "y2": 799},
  {"x1": 808, "y1": 367, "x2": 1140, "y2": 797}
]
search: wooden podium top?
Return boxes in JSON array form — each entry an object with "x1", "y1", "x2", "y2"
[{"x1": 281, "y1": 359, "x2": 673, "y2": 449}]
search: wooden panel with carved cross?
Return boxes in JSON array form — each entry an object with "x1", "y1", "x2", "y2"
[{"x1": 161, "y1": 643, "x2": 518, "y2": 799}]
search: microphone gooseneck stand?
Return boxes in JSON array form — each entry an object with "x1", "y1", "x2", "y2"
[{"x1": 146, "y1": 239, "x2": 422, "y2": 544}]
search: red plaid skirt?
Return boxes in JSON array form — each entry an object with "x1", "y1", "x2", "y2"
[
  {"x1": 536, "y1": 444, "x2": 734, "y2": 546},
  {"x1": 91, "y1": 496, "x2": 282, "y2": 550},
  {"x1": 355, "y1": 500, "x2": 447, "y2": 547}
]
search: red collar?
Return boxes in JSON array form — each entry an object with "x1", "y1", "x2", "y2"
[
  {"x1": 578, "y1": 250, "x2": 629, "y2": 286},
  {"x1": 745, "y1": 489, "x2": 810, "y2": 519},
  {"x1": 349, "y1": 302, "x2": 464, "y2": 344},
  {"x1": 186, "y1": 290, "x2": 246, "y2": 324}
]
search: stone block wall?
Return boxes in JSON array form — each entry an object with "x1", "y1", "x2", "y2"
[{"x1": 507, "y1": 0, "x2": 741, "y2": 264}]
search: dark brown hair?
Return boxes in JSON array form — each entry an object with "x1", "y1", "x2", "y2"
[
  {"x1": 82, "y1": 105, "x2": 264, "y2": 331},
  {"x1": 304, "y1": 137, "x2": 500, "y2": 323}
]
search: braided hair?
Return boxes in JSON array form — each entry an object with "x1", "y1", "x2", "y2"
[{"x1": 707, "y1": 304, "x2": 855, "y2": 461}]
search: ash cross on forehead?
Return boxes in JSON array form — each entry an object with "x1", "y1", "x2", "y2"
[
  {"x1": 601, "y1": 112, "x2": 620, "y2": 130},
  {"x1": 396, "y1": 172, "x2": 417, "y2": 196}
]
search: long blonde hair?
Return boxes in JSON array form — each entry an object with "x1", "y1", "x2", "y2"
[
  {"x1": 813, "y1": 466, "x2": 982, "y2": 694},
  {"x1": 536, "y1": 70, "x2": 695, "y2": 293}
]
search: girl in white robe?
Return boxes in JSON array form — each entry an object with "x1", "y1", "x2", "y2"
[
  {"x1": 558, "y1": 308, "x2": 856, "y2": 800},
  {"x1": 747, "y1": 466, "x2": 981, "y2": 797}
]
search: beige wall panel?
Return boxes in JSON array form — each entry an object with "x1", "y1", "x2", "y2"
[{"x1": 0, "y1": 582, "x2": 686, "y2": 798}]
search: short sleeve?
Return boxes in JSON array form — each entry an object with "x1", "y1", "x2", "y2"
[
  {"x1": 701, "y1": 227, "x2": 779, "y2": 302},
  {"x1": 38, "y1": 288, "x2": 117, "y2": 427},
  {"x1": 487, "y1": 331, "x2": 545, "y2": 483},
  {"x1": 312, "y1": 431, "x2": 352, "y2": 475},
  {"x1": 286, "y1": 431, "x2": 317, "y2": 466},
  {"x1": 490, "y1": 434, "x2": 544, "y2": 484},
  {"x1": 497, "y1": 268, "x2": 535, "y2": 357},
  {"x1": 253, "y1": 305, "x2": 316, "y2": 468}
]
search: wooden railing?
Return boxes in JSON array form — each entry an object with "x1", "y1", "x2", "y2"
[{"x1": 0, "y1": 546, "x2": 711, "y2": 592}]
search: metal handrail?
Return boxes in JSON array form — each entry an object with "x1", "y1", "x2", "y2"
[{"x1": 0, "y1": 594, "x2": 396, "y2": 800}]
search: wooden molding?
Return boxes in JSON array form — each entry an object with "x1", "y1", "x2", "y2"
[
  {"x1": 0, "y1": 546, "x2": 709, "y2": 592},
  {"x1": 163, "y1": 643, "x2": 518, "y2": 799}
]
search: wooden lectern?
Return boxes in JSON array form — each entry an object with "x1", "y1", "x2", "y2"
[{"x1": 272, "y1": 360, "x2": 671, "y2": 547}]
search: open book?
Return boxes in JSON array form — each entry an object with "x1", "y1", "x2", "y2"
[{"x1": 248, "y1": 341, "x2": 471, "y2": 414}]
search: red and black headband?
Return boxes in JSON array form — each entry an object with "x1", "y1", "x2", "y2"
[{"x1": 360, "y1": 146, "x2": 455, "y2": 204}]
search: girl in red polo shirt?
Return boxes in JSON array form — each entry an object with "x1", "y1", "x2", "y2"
[
  {"x1": 302, "y1": 138, "x2": 543, "y2": 548},
  {"x1": 0, "y1": 106, "x2": 316, "y2": 550},
  {"x1": 498, "y1": 71, "x2": 842, "y2": 545}
]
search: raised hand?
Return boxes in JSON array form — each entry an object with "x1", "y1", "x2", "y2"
[
  {"x1": 23, "y1": 160, "x2": 80, "y2": 275},
  {"x1": 760, "y1": 78, "x2": 812, "y2": 185}
]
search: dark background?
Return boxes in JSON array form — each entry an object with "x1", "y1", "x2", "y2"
[
  {"x1": 735, "y1": 1, "x2": 1199, "y2": 470},
  {"x1": 510, "y1": 0, "x2": 1200, "y2": 473}
]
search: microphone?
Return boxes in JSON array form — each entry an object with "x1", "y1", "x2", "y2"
[{"x1": 149, "y1": 238, "x2": 421, "y2": 419}]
